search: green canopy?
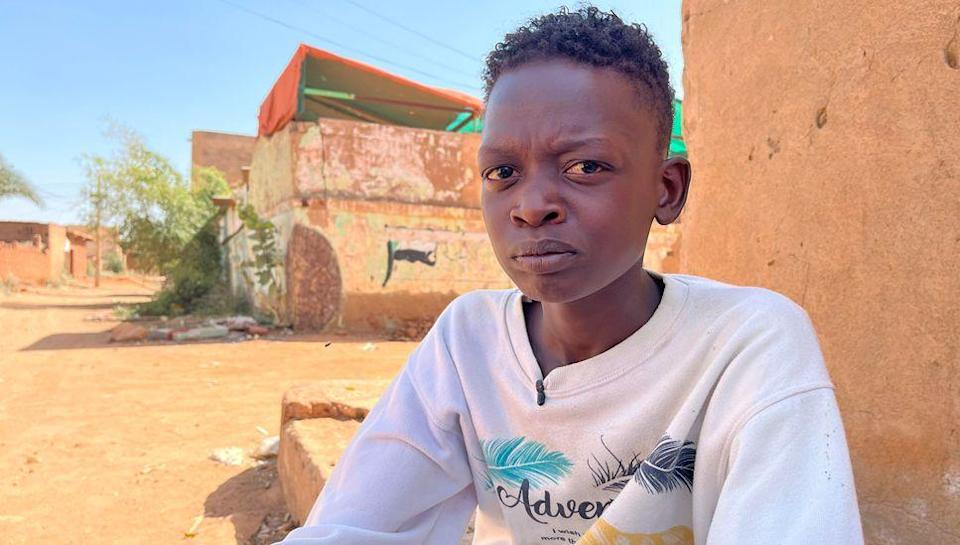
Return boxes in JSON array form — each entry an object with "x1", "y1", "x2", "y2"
[{"x1": 669, "y1": 99, "x2": 687, "y2": 157}]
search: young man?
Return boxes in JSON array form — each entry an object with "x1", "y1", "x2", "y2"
[{"x1": 278, "y1": 7, "x2": 863, "y2": 545}]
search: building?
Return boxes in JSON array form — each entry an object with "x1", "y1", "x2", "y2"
[
  {"x1": 0, "y1": 221, "x2": 93, "y2": 284},
  {"x1": 66, "y1": 225, "x2": 128, "y2": 273},
  {"x1": 190, "y1": 130, "x2": 256, "y2": 189}
]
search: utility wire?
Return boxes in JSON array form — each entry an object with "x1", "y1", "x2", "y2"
[
  {"x1": 289, "y1": 0, "x2": 479, "y2": 79},
  {"x1": 214, "y1": 0, "x2": 481, "y2": 91},
  {"x1": 339, "y1": 0, "x2": 481, "y2": 62}
]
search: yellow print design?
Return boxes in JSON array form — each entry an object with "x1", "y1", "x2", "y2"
[{"x1": 577, "y1": 519, "x2": 693, "y2": 545}]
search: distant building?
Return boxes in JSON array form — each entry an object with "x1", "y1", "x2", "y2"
[
  {"x1": 66, "y1": 225, "x2": 127, "y2": 273},
  {"x1": 190, "y1": 130, "x2": 256, "y2": 189},
  {"x1": 0, "y1": 221, "x2": 93, "y2": 284}
]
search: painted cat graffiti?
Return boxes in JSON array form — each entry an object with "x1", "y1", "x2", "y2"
[{"x1": 382, "y1": 239, "x2": 437, "y2": 286}]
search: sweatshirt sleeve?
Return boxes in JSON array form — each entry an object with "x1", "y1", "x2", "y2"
[
  {"x1": 275, "y1": 324, "x2": 477, "y2": 545},
  {"x1": 705, "y1": 387, "x2": 864, "y2": 545}
]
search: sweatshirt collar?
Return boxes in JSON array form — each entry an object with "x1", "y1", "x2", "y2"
[{"x1": 504, "y1": 271, "x2": 690, "y2": 396}]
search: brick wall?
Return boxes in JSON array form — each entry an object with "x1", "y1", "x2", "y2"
[
  {"x1": 0, "y1": 221, "x2": 49, "y2": 244},
  {"x1": 0, "y1": 242, "x2": 51, "y2": 284}
]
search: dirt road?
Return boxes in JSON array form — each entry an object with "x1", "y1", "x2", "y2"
[{"x1": 0, "y1": 278, "x2": 411, "y2": 545}]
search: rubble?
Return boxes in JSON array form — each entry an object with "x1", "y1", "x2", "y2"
[
  {"x1": 250, "y1": 512, "x2": 296, "y2": 545},
  {"x1": 172, "y1": 325, "x2": 229, "y2": 342},
  {"x1": 247, "y1": 324, "x2": 269, "y2": 336},
  {"x1": 110, "y1": 323, "x2": 147, "y2": 342},
  {"x1": 138, "y1": 316, "x2": 272, "y2": 344},
  {"x1": 208, "y1": 447, "x2": 245, "y2": 466},
  {"x1": 224, "y1": 315, "x2": 258, "y2": 331},
  {"x1": 147, "y1": 328, "x2": 172, "y2": 341},
  {"x1": 254, "y1": 435, "x2": 280, "y2": 459}
]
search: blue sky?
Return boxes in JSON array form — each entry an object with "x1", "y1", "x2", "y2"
[{"x1": 0, "y1": 0, "x2": 683, "y2": 224}]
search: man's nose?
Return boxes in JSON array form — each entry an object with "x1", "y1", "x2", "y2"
[{"x1": 509, "y1": 174, "x2": 566, "y2": 228}]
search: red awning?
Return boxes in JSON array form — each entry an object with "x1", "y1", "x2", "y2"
[{"x1": 258, "y1": 44, "x2": 484, "y2": 136}]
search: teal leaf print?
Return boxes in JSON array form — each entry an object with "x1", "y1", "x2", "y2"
[{"x1": 480, "y1": 436, "x2": 573, "y2": 490}]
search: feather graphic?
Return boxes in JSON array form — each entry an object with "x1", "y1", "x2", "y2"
[
  {"x1": 587, "y1": 435, "x2": 644, "y2": 492},
  {"x1": 480, "y1": 436, "x2": 573, "y2": 489},
  {"x1": 634, "y1": 435, "x2": 696, "y2": 495}
]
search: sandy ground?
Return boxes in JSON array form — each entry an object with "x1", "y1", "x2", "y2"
[{"x1": 0, "y1": 277, "x2": 412, "y2": 545}]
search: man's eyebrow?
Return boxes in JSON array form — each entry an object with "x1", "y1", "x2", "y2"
[
  {"x1": 544, "y1": 135, "x2": 618, "y2": 152},
  {"x1": 477, "y1": 142, "x2": 522, "y2": 158},
  {"x1": 478, "y1": 135, "x2": 623, "y2": 159}
]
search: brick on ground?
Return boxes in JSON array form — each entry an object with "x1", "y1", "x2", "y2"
[
  {"x1": 279, "y1": 417, "x2": 362, "y2": 524},
  {"x1": 109, "y1": 322, "x2": 147, "y2": 342},
  {"x1": 279, "y1": 380, "x2": 391, "y2": 426},
  {"x1": 278, "y1": 379, "x2": 476, "y2": 542}
]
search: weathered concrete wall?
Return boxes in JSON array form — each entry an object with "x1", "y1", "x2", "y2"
[
  {"x1": 295, "y1": 120, "x2": 481, "y2": 208},
  {"x1": 248, "y1": 127, "x2": 298, "y2": 215},
  {"x1": 681, "y1": 2, "x2": 960, "y2": 543},
  {"x1": 191, "y1": 130, "x2": 256, "y2": 189},
  {"x1": 300, "y1": 198, "x2": 508, "y2": 335}
]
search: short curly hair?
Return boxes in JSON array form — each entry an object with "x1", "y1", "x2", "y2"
[{"x1": 483, "y1": 6, "x2": 675, "y2": 154}]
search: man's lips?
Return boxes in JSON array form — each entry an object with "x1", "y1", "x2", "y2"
[
  {"x1": 510, "y1": 239, "x2": 578, "y2": 258},
  {"x1": 510, "y1": 239, "x2": 579, "y2": 274}
]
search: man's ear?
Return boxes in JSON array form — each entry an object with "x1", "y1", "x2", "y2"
[{"x1": 654, "y1": 156, "x2": 691, "y2": 225}]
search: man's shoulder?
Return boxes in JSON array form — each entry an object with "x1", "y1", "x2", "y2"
[
  {"x1": 666, "y1": 273, "x2": 831, "y2": 403},
  {"x1": 667, "y1": 273, "x2": 812, "y2": 331}
]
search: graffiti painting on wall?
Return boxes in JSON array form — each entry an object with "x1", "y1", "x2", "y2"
[{"x1": 382, "y1": 239, "x2": 437, "y2": 286}]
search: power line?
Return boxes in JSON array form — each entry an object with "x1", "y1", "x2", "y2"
[
  {"x1": 288, "y1": 0, "x2": 479, "y2": 79},
  {"x1": 214, "y1": 0, "x2": 480, "y2": 91},
  {"x1": 339, "y1": 0, "x2": 481, "y2": 62}
]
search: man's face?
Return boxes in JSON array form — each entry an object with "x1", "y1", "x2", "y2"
[{"x1": 479, "y1": 59, "x2": 666, "y2": 303}]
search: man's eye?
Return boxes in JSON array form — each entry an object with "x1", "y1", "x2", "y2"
[
  {"x1": 486, "y1": 166, "x2": 516, "y2": 180},
  {"x1": 565, "y1": 161, "x2": 605, "y2": 175}
]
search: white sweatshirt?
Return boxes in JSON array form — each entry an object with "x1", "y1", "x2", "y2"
[{"x1": 278, "y1": 272, "x2": 864, "y2": 545}]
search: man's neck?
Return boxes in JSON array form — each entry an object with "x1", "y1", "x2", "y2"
[{"x1": 524, "y1": 261, "x2": 664, "y2": 378}]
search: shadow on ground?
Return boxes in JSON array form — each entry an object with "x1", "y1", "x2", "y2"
[
  {"x1": 12, "y1": 291, "x2": 151, "y2": 299},
  {"x1": 1, "y1": 301, "x2": 119, "y2": 311},
  {"x1": 20, "y1": 331, "x2": 114, "y2": 350},
  {"x1": 19, "y1": 319, "x2": 406, "y2": 351},
  {"x1": 204, "y1": 461, "x2": 296, "y2": 545}
]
